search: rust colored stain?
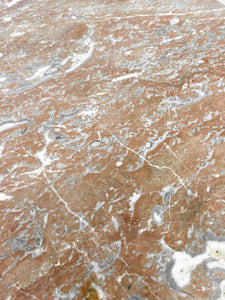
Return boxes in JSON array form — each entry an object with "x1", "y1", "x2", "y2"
[{"x1": 84, "y1": 288, "x2": 99, "y2": 300}]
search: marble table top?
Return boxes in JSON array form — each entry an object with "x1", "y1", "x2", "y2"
[{"x1": 1, "y1": 0, "x2": 225, "y2": 299}]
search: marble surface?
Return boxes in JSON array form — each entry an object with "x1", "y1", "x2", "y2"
[{"x1": 1, "y1": 0, "x2": 225, "y2": 299}]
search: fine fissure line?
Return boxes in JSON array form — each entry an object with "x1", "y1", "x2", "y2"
[{"x1": 97, "y1": 122, "x2": 188, "y2": 191}]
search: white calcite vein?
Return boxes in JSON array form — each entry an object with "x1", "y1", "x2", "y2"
[
  {"x1": 0, "y1": 120, "x2": 30, "y2": 133},
  {"x1": 128, "y1": 191, "x2": 142, "y2": 218},
  {"x1": 97, "y1": 121, "x2": 188, "y2": 190}
]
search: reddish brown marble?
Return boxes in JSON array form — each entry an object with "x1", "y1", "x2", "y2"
[{"x1": 1, "y1": 0, "x2": 225, "y2": 299}]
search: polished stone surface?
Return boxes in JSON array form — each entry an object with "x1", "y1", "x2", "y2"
[{"x1": 1, "y1": 0, "x2": 225, "y2": 299}]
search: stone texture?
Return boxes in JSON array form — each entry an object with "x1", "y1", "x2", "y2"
[{"x1": 1, "y1": 0, "x2": 225, "y2": 299}]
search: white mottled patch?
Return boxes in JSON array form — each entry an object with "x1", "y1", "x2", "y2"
[
  {"x1": 187, "y1": 224, "x2": 194, "y2": 239},
  {"x1": 152, "y1": 206, "x2": 164, "y2": 227},
  {"x1": 43, "y1": 213, "x2": 48, "y2": 227},
  {"x1": 128, "y1": 191, "x2": 142, "y2": 217},
  {"x1": 215, "y1": 174, "x2": 221, "y2": 178},
  {"x1": 11, "y1": 31, "x2": 25, "y2": 37},
  {"x1": 31, "y1": 247, "x2": 46, "y2": 258},
  {"x1": 108, "y1": 205, "x2": 113, "y2": 213},
  {"x1": 153, "y1": 211, "x2": 162, "y2": 224},
  {"x1": 170, "y1": 17, "x2": 179, "y2": 25},
  {"x1": 78, "y1": 107, "x2": 98, "y2": 118},
  {"x1": 112, "y1": 72, "x2": 140, "y2": 82},
  {"x1": 116, "y1": 161, "x2": 123, "y2": 167},
  {"x1": 3, "y1": 16, "x2": 12, "y2": 22},
  {"x1": 112, "y1": 216, "x2": 119, "y2": 231},
  {"x1": 36, "y1": 148, "x2": 52, "y2": 166},
  {"x1": 217, "y1": 0, "x2": 225, "y2": 6},
  {"x1": 6, "y1": 0, "x2": 22, "y2": 8},
  {"x1": 176, "y1": 240, "x2": 182, "y2": 246},
  {"x1": 218, "y1": 280, "x2": 225, "y2": 300},
  {"x1": 94, "y1": 201, "x2": 105, "y2": 212},
  {"x1": 0, "y1": 192, "x2": 12, "y2": 201},
  {"x1": 171, "y1": 251, "x2": 208, "y2": 289},
  {"x1": 204, "y1": 111, "x2": 213, "y2": 121}
]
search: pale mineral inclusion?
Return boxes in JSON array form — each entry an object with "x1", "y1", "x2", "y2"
[
  {"x1": 0, "y1": 192, "x2": 12, "y2": 201},
  {"x1": 171, "y1": 240, "x2": 225, "y2": 290}
]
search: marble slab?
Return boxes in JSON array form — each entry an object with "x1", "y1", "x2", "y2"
[{"x1": 1, "y1": 0, "x2": 225, "y2": 299}]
